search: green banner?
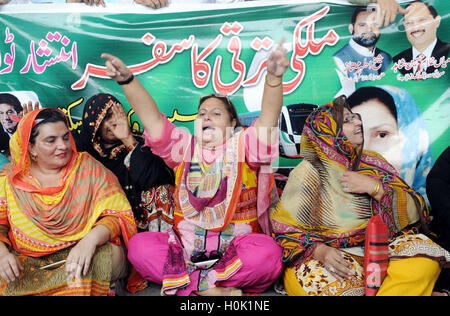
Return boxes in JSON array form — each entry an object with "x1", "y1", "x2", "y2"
[{"x1": 0, "y1": 1, "x2": 449, "y2": 198}]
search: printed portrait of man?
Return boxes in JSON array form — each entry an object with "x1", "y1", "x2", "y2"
[
  {"x1": 393, "y1": 0, "x2": 450, "y2": 77},
  {"x1": 333, "y1": 5, "x2": 392, "y2": 96},
  {"x1": 0, "y1": 93, "x2": 22, "y2": 157}
]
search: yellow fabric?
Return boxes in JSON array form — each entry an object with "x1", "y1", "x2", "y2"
[
  {"x1": 284, "y1": 257, "x2": 441, "y2": 296},
  {"x1": 283, "y1": 266, "x2": 308, "y2": 296},
  {"x1": 377, "y1": 258, "x2": 441, "y2": 296},
  {"x1": 283, "y1": 252, "x2": 365, "y2": 296}
]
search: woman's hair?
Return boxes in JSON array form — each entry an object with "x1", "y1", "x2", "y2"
[
  {"x1": 347, "y1": 86, "x2": 398, "y2": 121},
  {"x1": 332, "y1": 95, "x2": 363, "y2": 171},
  {"x1": 29, "y1": 108, "x2": 68, "y2": 144},
  {"x1": 331, "y1": 95, "x2": 353, "y2": 132},
  {"x1": 198, "y1": 94, "x2": 243, "y2": 129},
  {"x1": 351, "y1": 5, "x2": 376, "y2": 26}
]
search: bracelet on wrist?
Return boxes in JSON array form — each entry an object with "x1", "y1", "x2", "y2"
[
  {"x1": 265, "y1": 78, "x2": 283, "y2": 88},
  {"x1": 118, "y1": 74, "x2": 135, "y2": 86},
  {"x1": 370, "y1": 181, "x2": 381, "y2": 197}
]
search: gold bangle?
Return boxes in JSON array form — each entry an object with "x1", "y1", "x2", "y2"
[
  {"x1": 371, "y1": 181, "x2": 381, "y2": 197},
  {"x1": 265, "y1": 78, "x2": 282, "y2": 88}
]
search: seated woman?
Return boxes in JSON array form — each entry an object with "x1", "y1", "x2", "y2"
[
  {"x1": 77, "y1": 93, "x2": 175, "y2": 232},
  {"x1": 0, "y1": 108, "x2": 137, "y2": 296},
  {"x1": 270, "y1": 96, "x2": 450, "y2": 296},
  {"x1": 100, "y1": 40, "x2": 289, "y2": 296}
]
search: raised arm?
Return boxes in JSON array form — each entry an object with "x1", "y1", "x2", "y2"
[
  {"x1": 101, "y1": 53, "x2": 165, "y2": 139},
  {"x1": 253, "y1": 39, "x2": 289, "y2": 145}
]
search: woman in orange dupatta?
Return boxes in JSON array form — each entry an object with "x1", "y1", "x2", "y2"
[{"x1": 0, "y1": 108, "x2": 137, "y2": 296}]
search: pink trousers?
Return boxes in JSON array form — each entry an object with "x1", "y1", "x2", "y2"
[{"x1": 128, "y1": 232, "x2": 283, "y2": 296}]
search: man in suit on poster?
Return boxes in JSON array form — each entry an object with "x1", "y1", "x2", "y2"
[
  {"x1": 333, "y1": 5, "x2": 392, "y2": 96},
  {"x1": 393, "y1": 0, "x2": 449, "y2": 77},
  {"x1": 0, "y1": 93, "x2": 22, "y2": 157}
]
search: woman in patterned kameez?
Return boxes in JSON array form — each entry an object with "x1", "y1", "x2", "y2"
[
  {"x1": 99, "y1": 40, "x2": 289, "y2": 296},
  {"x1": 271, "y1": 96, "x2": 450, "y2": 296}
]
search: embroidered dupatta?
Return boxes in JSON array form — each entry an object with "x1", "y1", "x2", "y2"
[
  {"x1": 174, "y1": 130, "x2": 245, "y2": 232},
  {"x1": 160, "y1": 126, "x2": 280, "y2": 294}
]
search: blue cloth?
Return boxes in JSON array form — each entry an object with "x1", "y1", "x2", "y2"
[{"x1": 379, "y1": 85, "x2": 433, "y2": 202}]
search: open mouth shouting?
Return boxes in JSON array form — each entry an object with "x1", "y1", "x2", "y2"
[{"x1": 201, "y1": 124, "x2": 218, "y2": 138}]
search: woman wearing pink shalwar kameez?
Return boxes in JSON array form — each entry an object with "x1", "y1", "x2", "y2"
[{"x1": 101, "y1": 39, "x2": 289, "y2": 296}]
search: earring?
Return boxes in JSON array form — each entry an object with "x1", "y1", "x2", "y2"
[{"x1": 30, "y1": 154, "x2": 37, "y2": 162}]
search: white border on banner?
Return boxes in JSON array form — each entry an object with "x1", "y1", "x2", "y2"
[{"x1": 0, "y1": 0, "x2": 414, "y2": 14}]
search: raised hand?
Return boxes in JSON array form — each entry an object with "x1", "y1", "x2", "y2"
[
  {"x1": 101, "y1": 52, "x2": 164, "y2": 140},
  {"x1": 19, "y1": 101, "x2": 40, "y2": 119},
  {"x1": 82, "y1": 0, "x2": 106, "y2": 7},
  {"x1": 255, "y1": 38, "x2": 290, "y2": 145},
  {"x1": 376, "y1": 0, "x2": 407, "y2": 27},
  {"x1": 109, "y1": 103, "x2": 132, "y2": 143},
  {"x1": 266, "y1": 38, "x2": 290, "y2": 79}
]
